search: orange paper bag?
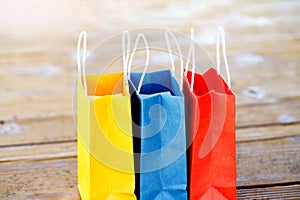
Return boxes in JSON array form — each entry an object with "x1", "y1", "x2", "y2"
[{"x1": 183, "y1": 27, "x2": 236, "y2": 200}]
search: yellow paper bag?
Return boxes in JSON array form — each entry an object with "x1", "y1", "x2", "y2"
[{"x1": 77, "y1": 32, "x2": 136, "y2": 200}]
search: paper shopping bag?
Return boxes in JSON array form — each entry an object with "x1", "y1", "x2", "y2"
[
  {"x1": 183, "y1": 69, "x2": 236, "y2": 200},
  {"x1": 129, "y1": 69, "x2": 188, "y2": 200},
  {"x1": 183, "y1": 27, "x2": 236, "y2": 200},
  {"x1": 77, "y1": 32, "x2": 136, "y2": 200}
]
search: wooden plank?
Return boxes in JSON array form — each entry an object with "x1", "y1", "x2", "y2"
[
  {"x1": 0, "y1": 113, "x2": 295, "y2": 148},
  {"x1": 1, "y1": 39, "x2": 299, "y2": 93},
  {"x1": 1, "y1": 97, "x2": 299, "y2": 147},
  {"x1": 0, "y1": 158, "x2": 79, "y2": 200},
  {"x1": 0, "y1": 93, "x2": 73, "y2": 121},
  {"x1": 237, "y1": 136, "x2": 300, "y2": 186},
  {"x1": 1, "y1": 156, "x2": 298, "y2": 199},
  {"x1": 0, "y1": 67, "x2": 75, "y2": 97},
  {"x1": 0, "y1": 142, "x2": 76, "y2": 163},
  {"x1": 0, "y1": 38, "x2": 299, "y2": 110},
  {"x1": 2, "y1": 116, "x2": 297, "y2": 148},
  {"x1": 1, "y1": 72, "x2": 299, "y2": 115},
  {"x1": 1, "y1": 60, "x2": 300, "y2": 106},
  {"x1": 1, "y1": 123, "x2": 299, "y2": 186},
  {"x1": 0, "y1": 117, "x2": 75, "y2": 146},
  {"x1": 237, "y1": 97, "x2": 300, "y2": 127},
  {"x1": 238, "y1": 184, "x2": 300, "y2": 200},
  {"x1": 237, "y1": 123, "x2": 300, "y2": 142},
  {"x1": 0, "y1": 55, "x2": 76, "y2": 97},
  {"x1": 0, "y1": 133, "x2": 299, "y2": 199}
]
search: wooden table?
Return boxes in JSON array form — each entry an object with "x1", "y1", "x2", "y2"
[{"x1": 0, "y1": 1, "x2": 299, "y2": 199}]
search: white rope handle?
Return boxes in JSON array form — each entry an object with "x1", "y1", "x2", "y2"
[
  {"x1": 216, "y1": 26, "x2": 231, "y2": 89},
  {"x1": 127, "y1": 33, "x2": 150, "y2": 94},
  {"x1": 77, "y1": 31, "x2": 88, "y2": 95},
  {"x1": 165, "y1": 31, "x2": 184, "y2": 91},
  {"x1": 122, "y1": 31, "x2": 131, "y2": 90},
  {"x1": 184, "y1": 28, "x2": 196, "y2": 92}
]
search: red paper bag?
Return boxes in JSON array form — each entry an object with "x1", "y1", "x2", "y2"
[{"x1": 183, "y1": 27, "x2": 236, "y2": 200}]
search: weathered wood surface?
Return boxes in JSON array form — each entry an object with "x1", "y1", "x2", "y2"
[
  {"x1": 0, "y1": 0, "x2": 299, "y2": 199},
  {"x1": 237, "y1": 184, "x2": 300, "y2": 200},
  {"x1": 0, "y1": 157, "x2": 300, "y2": 200}
]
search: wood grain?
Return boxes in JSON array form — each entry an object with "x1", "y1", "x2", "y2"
[
  {"x1": 237, "y1": 123, "x2": 300, "y2": 143},
  {"x1": 237, "y1": 184, "x2": 300, "y2": 200},
  {"x1": 237, "y1": 135, "x2": 300, "y2": 186},
  {"x1": 0, "y1": 116, "x2": 75, "y2": 147},
  {"x1": 0, "y1": 142, "x2": 76, "y2": 163},
  {"x1": 0, "y1": 158, "x2": 79, "y2": 200}
]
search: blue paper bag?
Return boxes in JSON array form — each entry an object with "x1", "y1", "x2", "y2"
[{"x1": 129, "y1": 69, "x2": 188, "y2": 200}]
